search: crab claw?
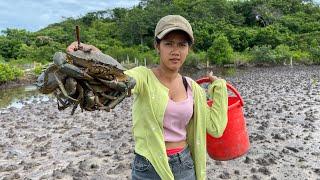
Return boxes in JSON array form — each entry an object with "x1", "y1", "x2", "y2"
[
  {"x1": 126, "y1": 77, "x2": 136, "y2": 89},
  {"x1": 35, "y1": 64, "x2": 67, "y2": 94},
  {"x1": 126, "y1": 77, "x2": 136, "y2": 96},
  {"x1": 53, "y1": 52, "x2": 94, "y2": 81},
  {"x1": 60, "y1": 63, "x2": 94, "y2": 80},
  {"x1": 53, "y1": 52, "x2": 67, "y2": 66}
]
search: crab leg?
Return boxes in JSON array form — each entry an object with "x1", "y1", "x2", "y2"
[
  {"x1": 84, "y1": 90, "x2": 96, "y2": 111},
  {"x1": 82, "y1": 81, "x2": 93, "y2": 91},
  {"x1": 97, "y1": 78, "x2": 127, "y2": 92},
  {"x1": 100, "y1": 93, "x2": 117, "y2": 100},
  {"x1": 95, "y1": 96, "x2": 104, "y2": 107},
  {"x1": 64, "y1": 77, "x2": 77, "y2": 96},
  {"x1": 103, "y1": 91, "x2": 118, "y2": 105},
  {"x1": 54, "y1": 90, "x2": 71, "y2": 111},
  {"x1": 78, "y1": 84, "x2": 84, "y2": 113},
  {"x1": 101, "y1": 91, "x2": 126, "y2": 111},
  {"x1": 71, "y1": 83, "x2": 84, "y2": 115},
  {"x1": 53, "y1": 71, "x2": 78, "y2": 102},
  {"x1": 57, "y1": 97, "x2": 71, "y2": 110}
]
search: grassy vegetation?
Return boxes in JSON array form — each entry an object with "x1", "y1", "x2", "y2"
[
  {"x1": 0, "y1": 63, "x2": 24, "y2": 83},
  {"x1": 0, "y1": 0, "x2": 319, "y2": 83}
]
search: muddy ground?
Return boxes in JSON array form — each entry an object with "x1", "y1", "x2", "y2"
[{"x1": 0, "y1": 66, "x2": 319, "y2": 179}]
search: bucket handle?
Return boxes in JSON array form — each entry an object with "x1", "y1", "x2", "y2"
[{"x1": 196, "y1": 77, "x2": 244, "y2": 107}]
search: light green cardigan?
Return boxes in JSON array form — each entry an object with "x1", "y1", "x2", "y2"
[{"x1": 124, "y1": 66, "x2": 228, "y2": 180}]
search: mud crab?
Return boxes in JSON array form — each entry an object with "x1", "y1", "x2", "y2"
[{"x1": 36, "y1": 50, "x2": 135, "y2": 115}]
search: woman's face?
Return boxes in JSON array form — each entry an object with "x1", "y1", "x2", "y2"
[{"x1": 156, "y1": 31, "x2": 190, "y2": 72}]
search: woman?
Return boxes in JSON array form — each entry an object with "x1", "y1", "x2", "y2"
[{"x1": 67, "y1": 15, "x2": 228, "y2": 180}]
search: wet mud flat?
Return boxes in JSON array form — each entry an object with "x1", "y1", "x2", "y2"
[
  {"x1": 0, "y1": 66, "x2": 319, "y2": 179},
  {"x1": 207, "y1": 66, "x2": 320, "y2": 180}
]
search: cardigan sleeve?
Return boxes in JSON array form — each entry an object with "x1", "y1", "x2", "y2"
[
  {"x1": 206, "y1": 79, "x2": 228, "y2": 138},
  {"x1": 124, "y1": 66, "x2": 144, "y2": 95}
]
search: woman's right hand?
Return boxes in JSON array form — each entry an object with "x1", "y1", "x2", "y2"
[{"x1": 66, "y1": 41, "x2": 101, "y2": 53}]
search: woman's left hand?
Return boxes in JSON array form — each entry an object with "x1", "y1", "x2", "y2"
[
  {"x1": 66, "y1": 41, "x2": 101, "y2": 53},
  {"x1": 207, "y1": 71, "x2": 220, "y2": 82}
]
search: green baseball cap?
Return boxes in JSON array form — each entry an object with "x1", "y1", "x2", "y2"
[{"x1": 155, "y1": 15, "x2": 194, "y2": 43}]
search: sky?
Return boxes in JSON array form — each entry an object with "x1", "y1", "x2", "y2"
[
  {"x1": 0, "y1": 0, "x2": 140, "y2": 32},
  {"x1": 0, "y1": 0, "x2": 319, "y2": 33}
]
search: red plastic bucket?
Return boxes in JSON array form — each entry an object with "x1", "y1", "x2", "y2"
[{"x1": 196, "y1": 77, "x2": 250, "y2": 161}]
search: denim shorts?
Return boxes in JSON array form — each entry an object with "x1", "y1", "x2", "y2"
[{"x1": 131, "y1": 146, "x2": 196, "y2": 180}]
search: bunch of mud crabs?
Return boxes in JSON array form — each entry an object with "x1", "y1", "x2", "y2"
[{"x1": 36, "y1": 50, "x2": 136, "y2": 115}]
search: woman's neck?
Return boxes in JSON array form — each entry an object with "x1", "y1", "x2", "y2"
[{"x1": 154, "y1": 65, "x2": 179, "y2": 82}]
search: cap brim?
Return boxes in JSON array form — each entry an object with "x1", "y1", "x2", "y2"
[{"x1": 156, "y1": 27, "x2": 194, "y2": 43}]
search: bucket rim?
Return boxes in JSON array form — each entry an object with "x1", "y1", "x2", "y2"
[{"x1": 196, "y1": 77, "x2": 244, "y2": 107}]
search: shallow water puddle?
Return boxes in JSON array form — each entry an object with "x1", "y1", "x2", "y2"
[{"x1": 0, "y1": 85, "x2": 51, "y2": 110}]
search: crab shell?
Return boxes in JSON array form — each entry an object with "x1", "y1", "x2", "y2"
[{"x1": 66, "y1": 51, "x2": 128, "y2": 82}]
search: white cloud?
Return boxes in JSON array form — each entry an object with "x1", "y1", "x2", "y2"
[
  {"x1": 0, "y1": 0, "x2": 140, "y2": 32},
  {"x1": 1, "y1": 0, "x2": 319, "y2": 32}
]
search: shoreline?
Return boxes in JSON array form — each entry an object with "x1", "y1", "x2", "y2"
[
  {"x1": 0, "y1": 63, "x2": 316, "y2": 91},
  {"x1": 0, "y1": 73, "x2": 37, "y2": 90}
]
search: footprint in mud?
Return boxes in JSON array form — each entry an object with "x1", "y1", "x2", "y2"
[
  {"x1": 258, "y1": 166, "x2": 272, "y2": 176},
  {"x1": 313, "y1": 168, "x2": 320, "y2": 176},
  {"x1": 0, "y1": 164, "x2": 18, "y2": 172},
  {"x1": 250, "y1": 133, "x2": 266, "y2": 142},
  {"x1": 243, "y1": 156, "x2": 254, "y2": 164},
  {"x1": 271, "y1": 133, "x2": 286, "y2": 141},
  {"x1": 107, "y1": 162, "x2": 128, "y2": 175},
  {"x1": 78, "y1": 159, "x2": 100, "y2": 171},
  {"x1": 56, "y1": 162, "x2": 88, "y2": 178},
  {"x1": 218, "y1": 171, "x2": 231, "y2": 179},
  {"x1": 255, "y1": 156, "x2": 277, "y2": 166},
  {"x1": 1, "y1": 173, "x2": 21, "y2": 179}
]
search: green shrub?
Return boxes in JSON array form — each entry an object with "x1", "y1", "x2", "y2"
[
  {"x1": 8, "y1": 58, "x2": 33, "y2": 66},
  {"x1": 232, "y1": 51, "x2": 252, "y2": 65},
  {"x1": 106, "y1": 46, "x2": 140, "y2": 62},
  {"x1": 105, "y1": 45, "x2": 158, "y2": 66},
  {"x1": 254, "y1": 25, "x2": 283, "y2": 48},
  {"x1": 309, "y1": 39, "x2": 320, "y2": 64},
  {"x1": 274, "y1": 44, "x2": 292, "y2": 63},
  {"x1": 185, "y1": 51, "x2": 202, "y2": 66},
  {"x1": 0, "y1": 63, "x2": 24, "y2": 83},
  {"x1": 33, "y1": 62, "x2": 43, "y2": 75},
  {"x1": 207, "y1": 34, "x2": 233, "y2": 65},
  {"x1": 141, "y1": 50, "x2": 158, "y2": 65},
  {"x1": 308, "y1": 48, "x2": 320, "y2": 64},
  {"x1": 250, "y1": 45, "x2": 277, "y2": 64},
  {"x1": 0, "y1": 55, "x2": 4, "y2": 63},
  {"x1": 35, "y1": 36, "x2": 53, "y2": 47},
  {"x1": 197, "y1": 51, "x2": 207, "y2": 62},
  {"x1": 292, "y1": 50, "x2": 311, "y2": 64}
]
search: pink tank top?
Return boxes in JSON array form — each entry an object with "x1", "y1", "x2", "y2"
[{"x1": 163, "y1": 80, "x2": 193, "y2": 142}]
